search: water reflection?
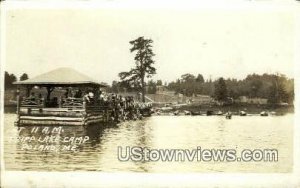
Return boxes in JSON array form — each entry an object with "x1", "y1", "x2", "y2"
[{"x1": 4, "y1": 113, "x2": 294, "y2": 172}]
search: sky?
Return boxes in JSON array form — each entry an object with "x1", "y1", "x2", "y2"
[{"x1": 4, "y1": 3, "x2": 296, "y2": 85}]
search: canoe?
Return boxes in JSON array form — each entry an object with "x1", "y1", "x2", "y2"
[
  {"x1": 260, "y1": 111, "x2": 269, "y2": 116},
  {"x1": 191, "y1": 111, "x2": 201, "y2": 116}
]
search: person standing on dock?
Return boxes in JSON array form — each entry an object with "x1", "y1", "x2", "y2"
[
  {"x1": 83, "y1": 91, "x2": 90, "y2": 103},
  {"x1": 29, "y1": 92, "x2": 36, "y2": 101},
  {"x1": 74, "y1": 89, "x2": 82, "y2": 98}
]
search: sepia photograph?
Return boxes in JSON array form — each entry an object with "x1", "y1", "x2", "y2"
[{"x1": 1, "y1": 0, "x2": 300, "y2": 187}]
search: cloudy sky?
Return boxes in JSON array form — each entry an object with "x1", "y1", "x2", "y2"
[{"x1": 4, "y1": 2, "x2": 296, "y2": 84}]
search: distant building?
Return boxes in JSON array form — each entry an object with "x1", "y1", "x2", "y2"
[
  {"x1": 156, "y1": 85, "x2": 175, "y2": 95},
  {"x1": 156, "y1": 85, "x2": 166, "y2": 93},
  {"x1": 145, "y1": 86, "x2": 214, "y2": 105},
  {"x1": 192, "y1": 94, "x2": 214, "y2": 104}
]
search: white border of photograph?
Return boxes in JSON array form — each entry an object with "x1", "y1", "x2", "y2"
[{"x1": 1, "y1": 0, "x2": 300, "y2": 187}]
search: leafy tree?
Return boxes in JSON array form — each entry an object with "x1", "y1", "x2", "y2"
[
  {"x1": 156, "y1": 80, "x2": 162, "y2": 86},
  {"x1": 250, "y1": 80, "x2": 262, "y2": 98},
  {"x1": 20, "y1": 73, "x2": 29, "y2": 81},
  {"x1": 214, "y1": 77, "x2": 227, "y2": 101},
  {"x1": 4, "y1": 71, "x2": 17, "y2": 90},
  {"x1": 119, "y1": 36, "x2": 156, "y2": 102},
  {"x1": 110, "y1": 81, "x2": 120, "y2": 93},
  {"x1": 266, "y1": 74, "x2": 291, "y2": 104},
  {"x1": 147, "y1": 80, "x2": 157, "y2": 94},
  {"x1": 181, "y1": 73, "x2": 195, "y2": 82},
  {"x1": 196, "y1": 74, "x2": 205, "y2": 83}
]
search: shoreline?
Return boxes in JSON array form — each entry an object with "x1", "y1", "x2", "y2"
[
  {"x1": 156, "y1": 103, "x2": 294, "y2": 116},
  {"x1": 4, "y1": 103, "x2": 294, "y2": 116}
]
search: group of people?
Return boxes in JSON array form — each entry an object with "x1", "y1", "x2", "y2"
[
  {"x1": 23, "y1": 88, "x2": 152, "y2": 122},
  {"x1": 108, "y1": 94, "x2": 145, "y2": 122},
  {"x1": 80, "y1": 90, "x2": 152, "y2": 122}
]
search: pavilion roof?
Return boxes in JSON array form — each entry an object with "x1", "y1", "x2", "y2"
[{"x1": 14, "y1": 67, "x2": 106, "y2": 87}]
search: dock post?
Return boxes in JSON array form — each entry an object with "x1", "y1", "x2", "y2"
[
  {"x1": 59, "y1": 96, "x2": 62, "y2": 108},
  {"x1": 105, "y1": 108, "x2": 109, "y2": 122},
  {"x1": 16, "y1": 88, "x2": 20, "y2": 125},
  {"x1": 16, "y1": 88, "x2": 20, "y2": 114},
  {"x1": 83, "y1": 98, "x2": 86, "y2": 109}
]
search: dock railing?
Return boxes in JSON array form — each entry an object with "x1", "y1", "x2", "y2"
[
  {"x1": 20, "y1": 97, "x2": 45, "y2": 108},
  {"x1": 19, "y1": 96, "x2": 111, "y2": 110},
  {"x1": 61, "y1": 97, "x2": 85, "y2": 109}
]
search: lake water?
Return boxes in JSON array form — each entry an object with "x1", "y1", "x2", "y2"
[{"x1": 3, "y1": 113, "x2": 293, "y2": 173}]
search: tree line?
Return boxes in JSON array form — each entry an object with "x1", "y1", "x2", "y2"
[
  {"x1": 167, "y1": 73, "x2": 294, "y2": 104},
  {"x1": 4, "y1": 72, "x2": 29, "y2": 89},
  {"x1": 110, "y1": 72, "x2": 294, "y2": 104},
  {"x1": 113, "y1": 36, "x2": 294, "y2": 104}
]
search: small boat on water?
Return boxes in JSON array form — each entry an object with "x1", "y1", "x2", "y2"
[
  {"x1": 206, "y1": 110, "x2": 214, "y2": 116},
  {"x1": 191, "y1": 111, "x2": 201, "y2": 116},
  {"x1": 239, "y1": 111, "x2": 247, "y2": 116},
  {"x1": 216, "y1": 110, "x2": 223, "y2": 116},
  {"x1": 173, "y1": 110, "x2": 180, "y2": 116},
  {"x1": 184, "y1": 110, "x2": 191, "y2": 115},
  {"x1": 156, "y1": 110, "x2": 161, "y2": 115},
  {"x1": 161, "y1": 107, "x2": 173, "y2": 111},
  {"x1": 260, "y1": 111, "x2": 269, "y2": 116},
  {"x1": 225, "y1": 112, "x2": 232, "y2": 119}
]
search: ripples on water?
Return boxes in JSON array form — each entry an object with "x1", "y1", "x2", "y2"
[{"x1": 4, "y1": 113, "x2": 293, "y2": 172}]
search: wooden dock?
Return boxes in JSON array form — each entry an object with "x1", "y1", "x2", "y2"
[{"x1": 14, "y1": 68, "x2": 111, "y2": 126}]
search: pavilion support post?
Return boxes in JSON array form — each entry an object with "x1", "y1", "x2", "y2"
[
  {"x1": 16, "y1": 87, "x2": 20, "y2": 114},
  {"x1": 46, "y1": 86, "x2": 54, "y2": 101},
  {"x1": 15, "y1": 87, "x2": 21, "y2": 125},
  {"x1": 26, "y1": 86, "x2": 33, "y2": 97},
  {"x1": 93, "y1": 87, "x2": 99, "y2": 105},
  {"x1": 59, "y1": 96, "x2": 62, "y2": 108},
  {"x1": 83, "y1": 97, "x2": 87, "y2": 109}
]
